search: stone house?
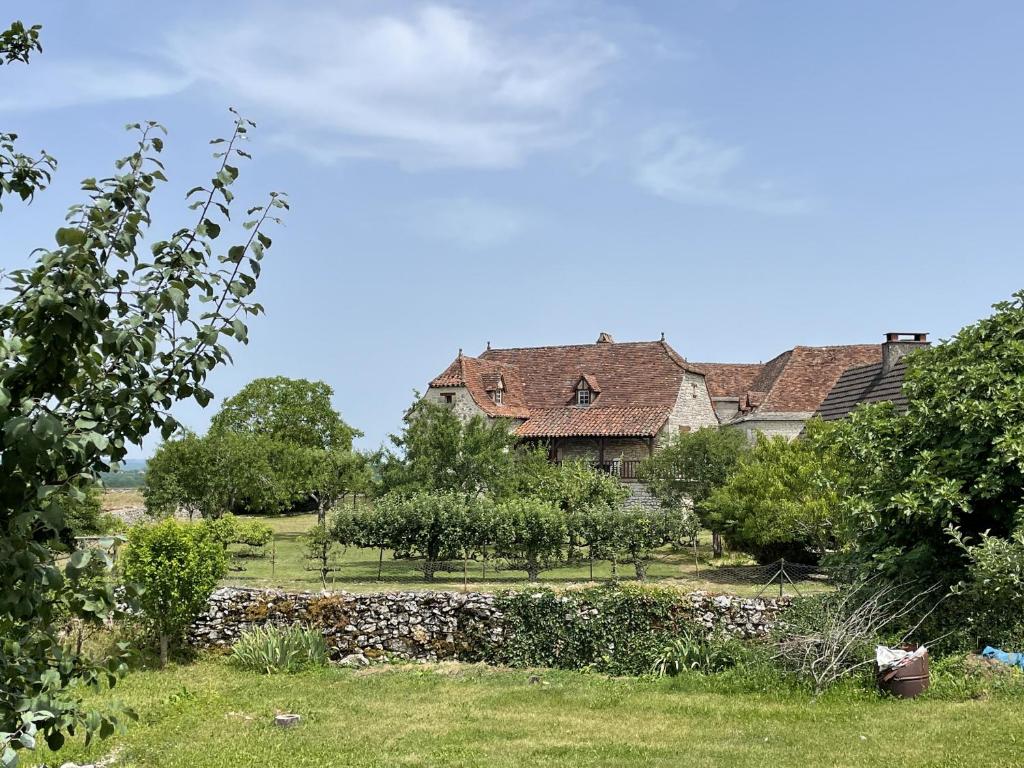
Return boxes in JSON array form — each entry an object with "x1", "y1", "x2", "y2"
[{"x1": 426, "y1": 333, "x2": 718, "y2": 486}]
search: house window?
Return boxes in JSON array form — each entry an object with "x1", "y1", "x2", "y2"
[
  {"x1": 576, "y1": 388, "x2": 591, "y2": 406},
  {"x1": 441, "y1": 393, "x2": 454, "y2": 406},
  {"x1": 491, "y1": 390, "x2": 503, "y2": 405}
]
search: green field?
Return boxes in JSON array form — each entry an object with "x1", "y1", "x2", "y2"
[
  {"x1": 28, "y1": 658, "x2": 1024, "y2": 768},
  {"x1": 222, "y1": 513, "x2": 822, "y2": 596}
]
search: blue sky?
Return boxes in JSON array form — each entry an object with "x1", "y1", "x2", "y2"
[{"x1": 2, "y1": 1, "x2": 1023, "y2": 458}]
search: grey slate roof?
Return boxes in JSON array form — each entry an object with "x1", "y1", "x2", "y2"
[{"x1": 816, "y1": 359, "x2": 910, "y2": 421}]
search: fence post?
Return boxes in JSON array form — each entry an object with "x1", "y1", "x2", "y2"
[{"x1": 779, "y1": 558, "x2": 785, "y2": 597}]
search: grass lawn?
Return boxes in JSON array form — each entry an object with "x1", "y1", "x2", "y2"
[
  {"x1": 29, "y1": 659, "x2": 1024, "y2": 768},
  {"x1": 223, "y1": 513, "x2": 825, "y2": 596}
]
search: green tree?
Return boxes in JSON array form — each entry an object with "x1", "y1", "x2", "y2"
[
  {"x1": 0, "y1": 21, "x2": 282, "y2": 761},
  {"x1": 210, "y1": 376, "x2": 360, "y2": 450},
  {"x1": 376, "y1": 398, "x2": 532, "y2": 498},
  {"x1": 376, "y1": 491, "x2": 474, "y2": 581},
  {"x1": 121, "y1": 520, "x2": 228, "y2": 666},
  {"x1": 493, "y1": 498, "x2": 567, "y2": 582},
  {"x1": 637, "y1": 427, "x2": 748, "y2": 556},
  {"x1": 284, "y1": 445, "x2": 372, "y2": 524},
  {"x1": 703, "y1": 420, "x2": 852, "y2": 563},
  {"x1": 611, "y1": 506, "x2": 674, "y2": 581},
  {"x1": 831, "y1": 291, "x2": 1024, "y2": 616}
]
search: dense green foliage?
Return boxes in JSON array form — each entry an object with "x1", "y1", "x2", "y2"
[
  {"x1": 492, "y1": 498, "x2": 568, "y2": 581},
  {"x1": 0, "y1": 19, "x2": 281, "y2": 763},
  {"x1": 229, "y1": 625, "x2": 327, "y2": 674},
  {"x1": 62, "y1": 486, "x2": 119, "y2": 538},
  {"x1": 375, "y1": 398, "x2": 545, "y2": 498},
  {"x1": 120, "y1": 520, "x2": 228, "y2": 666},
  {"x1": 491, "y1": 585, "x2": 698, "y2": 675},
  {"x1": 637, "y1": 427, "x2": 748, "y2": 511},
  {"x1": 144, "y1": 380, "x2": 367, "y2": 518},
  {"x1": 703, "y1": 419, "x2": 852, "y2": 562},
  {"x1": 827, "y1": 292, "x2": 1024, "y2": 647},
  {"x1": 652, "y1": 629, "x2": 747, "y2": 676},
  {"x1": 210, "y1": 376, "x2": 360, "y2": 451}
]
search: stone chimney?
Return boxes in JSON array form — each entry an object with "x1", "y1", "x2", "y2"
[
  {"x1": 596, "y1": 332, "x2": 614, "y2": 344},
  {"x1": 882, "y1": 332, "x2": 929, "y2": 372}
]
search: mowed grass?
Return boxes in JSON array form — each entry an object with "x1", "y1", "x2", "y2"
[
  {"x1": 223, "y1": 513, "x2": 824, "y2": 596},
  {"x1": 29, "y1": 659, "x2": 1024, "y2": 768}
]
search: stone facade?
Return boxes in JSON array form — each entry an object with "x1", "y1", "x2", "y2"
[
  {"x1": 729, "y1": 412, "x2": 812, "y2": 442},
  {"x1": 189, "y1": 587, "x2": 792, "y2": 661},
  {"x1": 423, "y1": 386, "x2": 487, "y2": 423},
  {"x1": 660, "y1": 370, "x2": 720, "y2": 444}
]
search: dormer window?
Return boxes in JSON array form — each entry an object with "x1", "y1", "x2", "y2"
[
  {"x1": 573, "y1": 374, "x2": 598, "y2": 407},
  {"x1": 488, "y1": 374, "x2": 505, "y2": 406}
]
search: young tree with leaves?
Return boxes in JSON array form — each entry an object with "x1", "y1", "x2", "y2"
[
  {"x1": 120, "y1": 520, "x2": 228, "y2": 666},
  {"x1": 0, "y1": 20, "x2": 284, "y2": 763},
  {"x1": 637, "y1": 427, "x2": 748, "y2": 556},
  {"x1": 376, "y1": 398, "x2": 532, "y2": 498}
]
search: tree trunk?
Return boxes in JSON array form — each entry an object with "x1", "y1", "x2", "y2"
[
  {"x1": 526, "y1": 555, "x2": 540, "y2": 582},
  {"x1": 712, "y1": 531, "x2": 723, "y2": 558},
  {"x1": 159, "y1": 633, "x2": 169, "y2": 667},
  {"x1": 377, "y1": 547, "x2": 384, "y2": 581},
  {"x1": 633, "y1": 556, "x2": 647, "y2": 582}
]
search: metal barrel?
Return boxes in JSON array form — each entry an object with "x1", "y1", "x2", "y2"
[{"x1": 877, "y1": 652, "x2": 930, "y2": 698}]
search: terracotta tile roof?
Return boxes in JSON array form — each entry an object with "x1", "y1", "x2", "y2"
[
  {"x1": 695, "y1": 363, "x2": 765, "y2": 399},
  {"x1": 817, "y1": 359, "x2": 910, "y2": 421},
  {"x1": 429, "y1": 354, "x2": 531, "y2": 419},
  {"x1": 481, "y1": 339, "x2": 699, "y2": 409},
  {"x1": 428, "y1": 337, "x2": 699, "y2": 437},
  {"x1": 515, "y1": 406, "x2": 670, "y2": 438},
  {"x1": 757, "y1": 345, "x2": 881, "y2": 413},
  {"x1": 701, "y1": 345, "x2": 882, "y2": 420}
]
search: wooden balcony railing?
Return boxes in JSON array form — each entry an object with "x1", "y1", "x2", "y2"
[{"x1": 556, "y1": 459, "x2": 641, "y2": 481}]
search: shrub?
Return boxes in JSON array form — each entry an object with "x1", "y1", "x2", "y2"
[
  {"x1": 120, "y1": 519, "x2": 228, "y2": 665},
  {"x1": 491, "y1": 584, "x2": 695, "y2": 675},
  {"x1": 652, "y1": 628, "x2": 746, "y2": 676},
  {"x1": 63, "y1": 485, "x2": 120, "y2": 538},
  {"x1": 229, "y1": 625, "x2": 328, "y2": 674}
]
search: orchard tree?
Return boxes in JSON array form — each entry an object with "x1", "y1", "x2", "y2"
[
  {"x1": 0, "y1": 20, "x2": 284, "y2": 762},
  {"x1": 210, "y1": 376, "x2": 360, "y2": 450},
  {"x1": 637, "y1": 426, "x2": 748, "y2": 556},
  {"x1": 612, "y1": 506, "x2": 674, "y2": 581},
  {"x1": 493, "y1": 498, "x2": 567, "y2": 582}
]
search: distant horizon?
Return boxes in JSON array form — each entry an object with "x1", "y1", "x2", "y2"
[{"x1": 3, "y1": 1, "x2": 1022, "y2": 460}]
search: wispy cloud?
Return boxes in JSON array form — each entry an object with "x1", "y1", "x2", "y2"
[
  {"x1": 634, "y1": 125, "x2": 813, "y2": 215},
  {"x1": 0, "y1": 58, "x2": 188, "y2": 111},
  {"x1": 412, "y1": 197, "x2": 530, "y2": 249},
  {"x1": 165, "y1": 4, "x2": 617, "y2": 170}
]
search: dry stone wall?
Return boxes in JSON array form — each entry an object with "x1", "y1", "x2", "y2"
[{"x1": 190, "y1": 587, "x2": 790, "y2": 661}]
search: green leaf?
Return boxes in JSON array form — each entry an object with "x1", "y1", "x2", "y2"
[{"x1": 55, "y1": 227, "x2": 86, "y2": 247}]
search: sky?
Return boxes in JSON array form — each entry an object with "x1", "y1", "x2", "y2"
[{"x1": 2, "y1": 1, "x2": 1023, "y2": 459}]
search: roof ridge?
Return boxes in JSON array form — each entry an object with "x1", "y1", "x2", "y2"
[{"x1": 483, "y1": 339, "x2": 667, "y2": 354}]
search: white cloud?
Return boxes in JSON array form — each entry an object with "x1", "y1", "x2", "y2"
[
  {"x1": 634, "y1": 125, "x2": 813, "y2": 215},
  {"x1": 165, "y1": 4, "x2": 617, "y2": 170},
  {"x1": 0, "y1": 58, "x2": 188, "y2": 111},
  {"x1": 413, "y1": 197, "x2": 529, "y2": 248}
]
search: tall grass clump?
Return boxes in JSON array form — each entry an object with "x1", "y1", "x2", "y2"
[{"x1": 229, "y1": 625, "x2": 328, "y2": 674}]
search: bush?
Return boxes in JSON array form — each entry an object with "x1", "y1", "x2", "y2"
[
  {"x1": 63, "y1": 485, "x2": 120, "y2": 538},
  {"x1": 229, "y1": 625, "x2": 328, "y2": 674},
  {"x1": 120, "y1": 519, "x2": 228, "y2": 665},
  {"x1": 234, "y1": 518, "x2": 273, "y2": 551},
  {"x1": 491, "y1": 584, "x2": 697, "y2": 675},
  {"x1": 652, "y1": 628, "x2": 747, "y2": 676}
]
